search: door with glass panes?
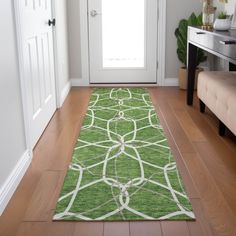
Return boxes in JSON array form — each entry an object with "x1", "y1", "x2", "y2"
[{"x1": 88, "y1": 0, "x2": 158, "y2": 83}]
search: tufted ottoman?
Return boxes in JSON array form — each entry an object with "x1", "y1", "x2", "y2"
[{"x1": 197, "y1": 71, "x2": 236, "y2": 136}]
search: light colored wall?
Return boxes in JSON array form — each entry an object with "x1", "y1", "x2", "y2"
[
  {"x1": 225, "y1": 0, "x2": 236, "y2": 14},
  {"x1": 215, "y1": 1, "x2": 225, "y2": 14},
  {"x1": 0, "y1": 1, "x2": 26, "y2": 188},
  {"x1": 214, "y1": 0, "x2": 236, "y2": 71},
  {"x1": 165, "y1": 0, "x2": 202, "y2": 78},
  {"x1": 54, "y1": 0, "x2": 70, "y2": 92},
  {"x1": 67, "y1": 0, "x2": 82, "y2": 79}
]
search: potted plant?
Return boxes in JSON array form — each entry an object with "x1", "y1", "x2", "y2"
[
  {"x1": 214, "y1": 11, "x2": 231, "y2": 30},
  {"x1": 175, "y1": 13, "x2": 207, "y2": 90}
]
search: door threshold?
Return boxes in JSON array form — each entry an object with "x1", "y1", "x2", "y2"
[{"x1": 89, "y1": 83, "x2": 158, "y2": 87}]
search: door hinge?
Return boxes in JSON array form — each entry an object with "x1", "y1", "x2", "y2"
[{"x1": 156, "y1": 61, "x2": 159, "y2": 69}]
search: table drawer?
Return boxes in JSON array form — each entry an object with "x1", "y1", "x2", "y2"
[{"x1": 188, "y1": 27, "x2": 236, "y2": 60}]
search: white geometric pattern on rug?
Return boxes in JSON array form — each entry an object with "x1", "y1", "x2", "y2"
[{"x1": 54, "y1": 88, "x2": 195, "y2": 221}]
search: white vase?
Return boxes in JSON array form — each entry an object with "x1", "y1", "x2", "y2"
[{"x1": 213, "y1": 19, "x2": 231, "y2": 31}]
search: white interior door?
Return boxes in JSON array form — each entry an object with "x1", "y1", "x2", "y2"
[
  {"x1": 17, "y1": 0, "x2": 57, "y2": 147},
  {"x1": 88, "y1": 0, "x2": 158, "y2": 84}
]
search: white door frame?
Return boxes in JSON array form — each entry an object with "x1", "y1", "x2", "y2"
[
  {"x1": 79, "y1": 0, "x2": 166, "y2": 86},
  {"x1": 13, "y1": 0, "x2": 60, "y2": 156}
]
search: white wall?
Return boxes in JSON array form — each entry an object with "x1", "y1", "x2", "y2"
[
  {"x1": 0, "y1": 1, "x2": 26, "y2": 193},
  {"x1": 0, "y1": 1, "x2": 26, "y2": 186},
  {"x1": 213, "y1": 0, "x2": 236, "y2": 71},
  {"x1": 165, "y1": 0, "x2": 202, "y2": 78},
  {"x1": 215, "y1": 1, "x2": 225, "y2": 14},
  {"x1": 225, "y1": 0, "x2": 236, "y2": 14},
  {"x1": 67, "y1": 0, "x2": 82, "y2": 79},
  {"x1": 54, "y1": 0, "x2": 70, "y2": 104}
]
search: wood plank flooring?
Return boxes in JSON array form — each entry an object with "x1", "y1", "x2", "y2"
[{"x1": 0, "y1": 87, "x2": 236, "y2": 236}]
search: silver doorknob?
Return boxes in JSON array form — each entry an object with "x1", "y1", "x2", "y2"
[{"x1": 90, "y1": 10, "x2": 99, "y2": 17}]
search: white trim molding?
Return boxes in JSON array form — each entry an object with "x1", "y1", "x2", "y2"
[
  {"x1": 13, "y1": 0, "x2": 33, "y2": 154},
  {"x1": 79, "y1": 0, "x2": 166, "y2": 86},
  {"x1": 157, "y1": 0, "x2": 166, "y2": 86},
  {"x1": 71, "y1": 78, "x2": 89, "y2": 87},
  {"x1": 0, "y1": 150, "x2": 32, "y2": 215},
  {"x1": 79, "y1": 0, "x2": 90, "y2": 86},
  {"x1": 51, "y1": 0, "x2": 61, "y2": 109},
  {"x1": 164, "y1": 78, "x2": 179, "y2": 87},
  {"x1": 60, "y1": 81, "x2": 71, "y2": 107}
]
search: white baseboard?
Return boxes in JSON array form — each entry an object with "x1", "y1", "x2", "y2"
[
  {"x1": 0, "y1": 150, "x2": 32, "y2": 215},
  {"x1": 60, "y1": 81, "x2": 71, "y2": 107},
  {"x1": 71, "y1": 78, "x2": 89, "y2": 87},
  {"x1": 163, "y1": 78, "x2": 179, "y2": 87}
]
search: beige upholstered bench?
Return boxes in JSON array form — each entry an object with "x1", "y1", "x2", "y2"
[{"x1": 197, "y1": 71, "x2": 236, "y2": 136}]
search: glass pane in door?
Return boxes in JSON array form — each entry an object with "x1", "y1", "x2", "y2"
[{"x1": 102, "y1": 0, "x2": 145, "y2": 68}]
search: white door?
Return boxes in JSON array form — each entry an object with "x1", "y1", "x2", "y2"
[
  {"x1": 17, "y1": 0, "x2": 57, "y2": 147},
  {"x1": 88, "y1": 0, "x2": 158, "y2": 84}
]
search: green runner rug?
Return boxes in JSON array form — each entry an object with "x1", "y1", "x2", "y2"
[{"x1": 53, "y1": 88, "x2": 195, "y2": 221}]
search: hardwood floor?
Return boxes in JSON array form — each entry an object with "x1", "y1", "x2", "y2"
[{"x1": 0, "y1": 87, "x2": 236, "y2": 236}]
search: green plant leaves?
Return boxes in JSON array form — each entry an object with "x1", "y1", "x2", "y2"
[
  {"x1": 175, "y1": 12, "x2": 206, "y2": 67},
  {"x1": 188, "y1": 13, "x2": 198, "y2": 26},
  {"x1": 218, "y1": 11, "x2": 227, "y2": 19}
]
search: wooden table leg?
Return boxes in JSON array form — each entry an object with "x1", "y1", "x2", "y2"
[{"x1": 187, "y1": 43, "x2": 197, "y2": 106}]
